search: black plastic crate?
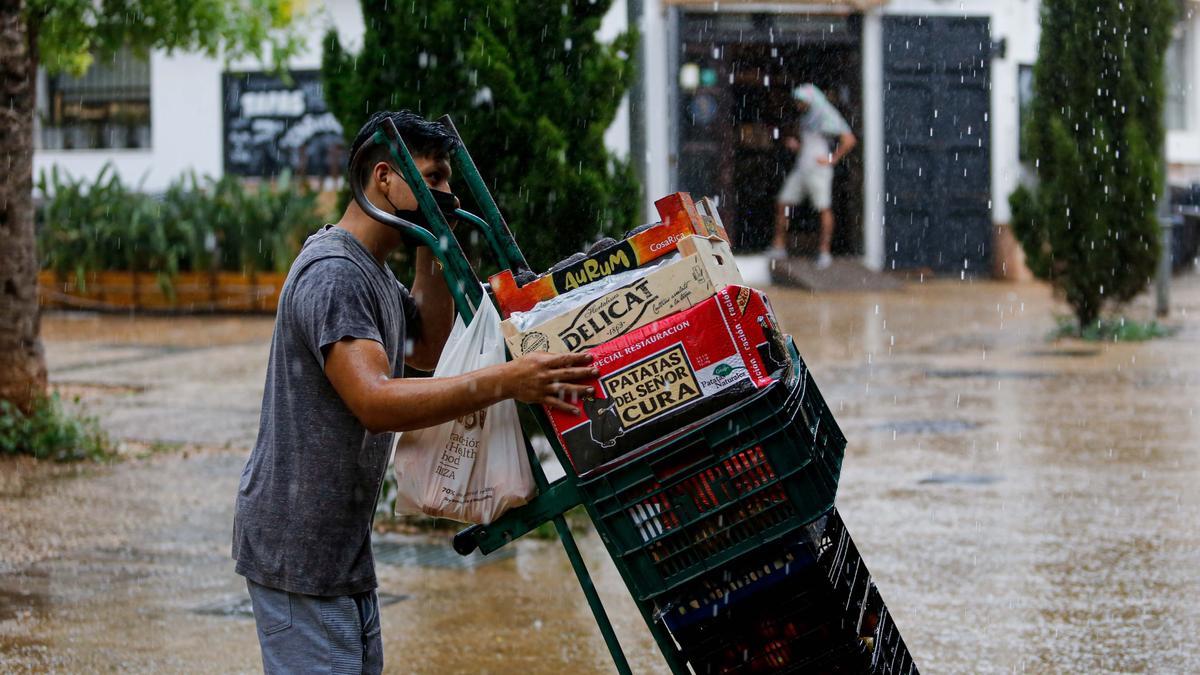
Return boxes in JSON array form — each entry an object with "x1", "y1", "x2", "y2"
[
  {"x1": 580, "y1": 355, "x2": 846, "y2": 602},
  {"x1": 655, "y1": 508, "x2": 919, "y2": 675},
  {"x1": 655, "y1": 536, "x2": 821, "y2": 633}
]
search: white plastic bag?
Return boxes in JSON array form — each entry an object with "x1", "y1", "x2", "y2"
[{"x1": 392, "y1": 299, "x2": 534, "y2": 524}]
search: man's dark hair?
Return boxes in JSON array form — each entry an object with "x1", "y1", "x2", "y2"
[{"x1": 347, "y1": 110, "x2": 461, "y2": 175}]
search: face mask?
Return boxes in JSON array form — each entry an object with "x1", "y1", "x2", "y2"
[{"x1": 393, "y1": 187, "x2": 461, "y2": 229}]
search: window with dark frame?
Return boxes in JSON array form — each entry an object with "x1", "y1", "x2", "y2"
[{"x1": 37, "y1": 48, "x2": 151, "y2": 151}]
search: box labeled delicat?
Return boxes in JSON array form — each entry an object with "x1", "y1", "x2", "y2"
[
  {"x1": 489, "y1": 193, "x2": 729, "y2": 317},
  {"x1": 543, "y1": 286, "x2": 793, "y2": 476},
  {"x1": 501, "y1": 235, "x2": 743, "y2": 355}
]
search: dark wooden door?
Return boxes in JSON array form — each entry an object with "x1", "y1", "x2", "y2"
[{"x1": 883, "y1": 16, "x2": 992, "y2": 274}]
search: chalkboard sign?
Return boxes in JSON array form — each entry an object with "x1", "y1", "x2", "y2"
[{"x1": 223, "y1": 70, "x2": 345, "y2": 177}]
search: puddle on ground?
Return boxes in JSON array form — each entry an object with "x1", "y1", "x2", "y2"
[
  {"x1": 371, "y1": 533, "x2": 515, "y2": 569},
  {"x1": 924, "y1": 368, "x2": 1055, "y2": 380},
  {"x1": 867, "y1": 419, "x2": 981, "y2": 435},
  {"x1": 917, "y1": 473, "x2": 1004, "y2": 486},
  {"x1": 1023, "y1": 348, "x2": 1102, "y2": 358},
  {"x1": 5, "y1": 278, "x2": 1198, "y2": 673},
  {"x1": 0, "y1": 587, "x2": 47, "y2": 622}
]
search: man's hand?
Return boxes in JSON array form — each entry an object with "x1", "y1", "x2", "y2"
[
  {"x1": 784, "y1": 137, "x2": 801, "y2": 152},
  {"x1": 500, "y1": 352, "x2": 598, "y2": 415}
]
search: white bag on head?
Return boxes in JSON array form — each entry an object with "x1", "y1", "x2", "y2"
[{"x1": 392, "y1": 298, "x2": 534, "y2": 525}]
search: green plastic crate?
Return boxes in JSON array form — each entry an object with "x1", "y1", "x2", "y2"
[{"x1": 580, "y1": 355, "x2": 846, "y2": 602}]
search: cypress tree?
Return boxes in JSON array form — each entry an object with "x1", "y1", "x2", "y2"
[
  {"x1": 322, "y1": 0, "x2": 640, "y2": 272},
  {"x1": 1009, "y1": 0, "x2": 1173, "y2": 327}
]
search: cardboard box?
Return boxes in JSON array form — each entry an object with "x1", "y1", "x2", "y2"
[
  {"x1": 501, "y1": 236, "x2": 743, "y2": 355},
  {"x1": 544, "y1": 286, "x2": 793, "y2": 476},
  {"x1": 489, "y1": 192, "x2": 729, "y2": 317}
]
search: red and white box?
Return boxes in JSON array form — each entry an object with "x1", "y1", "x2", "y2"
[{"x1": 545, "y1": 285, "x2": 792, "y2": 476}]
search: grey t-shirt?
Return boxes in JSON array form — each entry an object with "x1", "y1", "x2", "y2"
[{"x1": 232, "y1": 225, "x2": 418, "y2": 596}]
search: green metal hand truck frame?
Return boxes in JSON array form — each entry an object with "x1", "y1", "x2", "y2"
[{"x1": 350, "y1": 116, "x2": 866, "y2": 674}]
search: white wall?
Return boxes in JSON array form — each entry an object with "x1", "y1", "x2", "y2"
[
  {"x1": 862, "y1": 11, "x2": 885, "y2": 271},
  {"x1": 633, "y1": 1, "x2": 1038, "y2": 267},
  {"x1": 35, "y1": 0, "x2": 1197, "y2": 209},
  {"x1": 1169, "y1": 9, "x2": 1200, "y2": 182},
  {"x1": 600, "y1": 0, "x2": 632, "y2": 160},
  {"x1": 35, "y1": 51, "x2": 221, "y2": 192},
  {"x1": 638, "y1": 0, "x2": 675, "y2": 219}
]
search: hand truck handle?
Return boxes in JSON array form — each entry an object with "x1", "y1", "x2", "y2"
[
  {"x1": 348, "y1": 142, "x2": 438, "y2": 250},
  {"x1": 437, "y1": 115, "x2": 532, "y2": 277}
]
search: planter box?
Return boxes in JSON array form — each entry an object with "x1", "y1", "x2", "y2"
[{"x1": 38, "y1": 269, "x2": 288, "y2": 313}]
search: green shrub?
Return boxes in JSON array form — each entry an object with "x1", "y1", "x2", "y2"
[
  {"x1": 158, "y1": 172, "x2": 220, "y2": 275},
  {"x1": 36, "y1": 165, "x2": 325, "y2": 288},
  {"x1": 37, "y1": 164, "x2": 144, "y2": 290},
  {"x1": 0, "y1": 394, "x2": 111, "y2": 462},
  {"x1": 214, "y1": 172, "x2": 321, "y2": 274},
  {"x1": 1051, "y1": 315, "x2": 1175, "y2": 342},
  {"x1": 1009, "y1": 0, "x2": 1173, "y2": 326}
]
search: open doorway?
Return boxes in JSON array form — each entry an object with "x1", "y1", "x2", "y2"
[{"x1": 677, "y1": 12, "x2": 863, "y2": 255}]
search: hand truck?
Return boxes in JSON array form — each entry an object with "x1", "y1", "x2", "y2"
[{"x1": 348, "y1": 115, "x2": 918, "y2": 675}]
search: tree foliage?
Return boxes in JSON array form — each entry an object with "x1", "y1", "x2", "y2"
[
  {"x1": 322, "y1": 0, "x2": 640, "y2": 271},
  {"x1": 26, "y1": 0, "x2": 301, "y2": 75},
  {"x1": 1009, "y1": 0, "x2": 1173, "y2": 326}
]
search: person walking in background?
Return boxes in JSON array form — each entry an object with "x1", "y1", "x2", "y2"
[{"x1": 769, "y1": 84, "x2": 857, "y2": 268}]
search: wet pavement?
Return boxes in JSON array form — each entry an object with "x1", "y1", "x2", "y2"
[{"x1": 3, "y1": 274, "x2": 1200, "y2": 673}]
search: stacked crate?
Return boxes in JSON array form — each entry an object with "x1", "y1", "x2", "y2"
[{"x1": 578, "y1": 351, "x2": 918, "y2": 673}]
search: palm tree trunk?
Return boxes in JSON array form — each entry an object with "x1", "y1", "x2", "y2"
[{"x1": 0, "y1": 0, "x2": 48, "y2": 412}]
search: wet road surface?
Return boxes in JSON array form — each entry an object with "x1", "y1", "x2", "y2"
[{"x1": 3, "y1": 275, "x2": 1199, "y2": 673}]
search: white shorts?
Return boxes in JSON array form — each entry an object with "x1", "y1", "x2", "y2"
[{"x1": 777, "y1": 166, "x2": 833, "y2": 211}]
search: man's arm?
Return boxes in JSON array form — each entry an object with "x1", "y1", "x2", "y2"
[
  {"x1": 821, "y1": 131, "x2": 857, "y2": 166},
  {"x1": 406, "y1": 246, "x2": 454, "y2": 371},
  {"x1": 324, "y1": 338, "x2": 597, "y2": 433}
]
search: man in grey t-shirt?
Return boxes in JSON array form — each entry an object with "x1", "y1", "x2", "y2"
[{"x1": 232, "y1": 111, "x2": 596, "y2": 674}]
